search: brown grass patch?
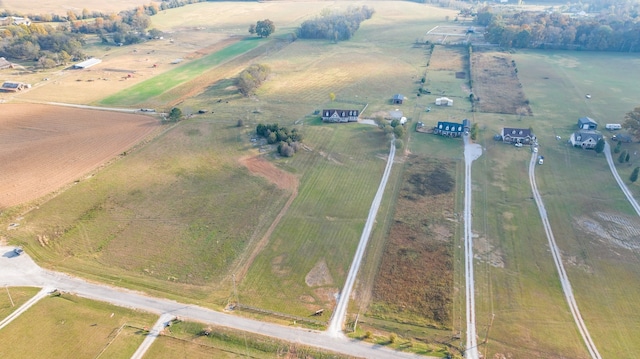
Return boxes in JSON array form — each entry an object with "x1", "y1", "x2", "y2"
[
  {"x1": 471, "y1": 50, "x2": 532, "y2": 115},
  {"x1": 368, "y1": 156, "x2": 456, "y2": 328},
  {"x1": 305, "y1": 259, "x2": 334, "y2": 287},
  {"x1": 0, "y1": 104, "x2": 159, "y2": 209},
  {"x1": 428, "y1": 46, "x2": 465, "y2": 71}
]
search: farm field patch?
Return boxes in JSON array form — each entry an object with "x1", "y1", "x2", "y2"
[
  {"x1": 0, "y1": 291, "x2": 156, "y2": 358},
  {"x1": 0, "y1": 104, "x2": 160, "y2": 209},
  {"x1": 0, "y1": 0, "x2": 151, "y2": 15}
]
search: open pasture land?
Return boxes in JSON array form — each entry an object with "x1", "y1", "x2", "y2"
[
  {"x1": 471, "y1": 49, "x2": 532, "y2": 116},
  {"x1": 0, "y1": 292, "x2": 156, "y2": 358},
  {"x1": 0, "y1": 0, "x2": 152, "y2": 15},
  {"x1": 471, "y1": 50, "x2": 640, "y2": 358},
  {"x1": 0, "y1": 104, "x2": 160, "y2": 210},
  {"x1": 8, "y1": 118, "x2": 292, "y2": 301}
]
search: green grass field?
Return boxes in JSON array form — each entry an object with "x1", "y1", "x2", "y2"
[
  {"x1": 0, "y1": 287, "x2": 41, "y2": 319},
  {"x1": 0, "y1": 292, "x2": 156, "y2": 358}
]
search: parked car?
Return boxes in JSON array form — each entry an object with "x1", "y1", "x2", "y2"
[
  {"x1": 13, "y1": 247, "x2": 23, "y2": 255},
  {"x1": 514, "y1": 142, "x2": 523, "y2": 147},
  {"x1": 612, "y1": 134, "x2": 633, "y2": 143},
  {"x1": 533, "y1": 147, "x2": 538, "y2": 153}
]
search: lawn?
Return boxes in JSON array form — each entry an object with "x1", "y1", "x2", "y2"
[
  {"x1": 0, "y1": 287, "x2": 41, "y2": 319},
  {"x1": 0, "y1": 292, "x2": 156, "y2": 358}
]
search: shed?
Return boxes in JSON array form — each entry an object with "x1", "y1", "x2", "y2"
[
  {"x1": 435, "y1": 97, "x2": 453, "y2": 106},
  {"x1": 577, "y1": 117, "x2": 598, "y2": 130},
  {"x1": 392, "y1": 94, "x2": 404, "y2": 105},
  {"x1": 72, "y1": 58, "x2": 102, "y2": 69}
]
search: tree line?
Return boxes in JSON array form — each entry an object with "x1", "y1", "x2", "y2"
[
  {"x1": 477, "y1": 5, "x2": 640, "y2": 52},
  {"x1": 0, "y1": 23, "x2": 85, "y2": 67},
  {"x1": 237, "y1": 64, "x2": 271, "y2": 96},
  {"x1": 297, "y1": 6, "x2": 375, "y2": 42},
  {"x1": 256, "y1": 123, "x2": 303, "y2": 157}
]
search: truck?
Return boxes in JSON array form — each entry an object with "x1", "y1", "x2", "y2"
[
  {"x1": 605, "y1": 123, "x2": 622, "y2": 130},
  {"x1": 538, "y1": 156, "x2": 544, "y2": 165},
  {"x1": 612, "y1": 134, "x2": 633, "y2": 143}
]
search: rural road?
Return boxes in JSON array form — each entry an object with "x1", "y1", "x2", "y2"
[
  {"x1": 603, "y1": 142, "x2": 640, "y2": 216},
  {"x1": 463, "y1": 135, "x2": 482, "y2": 359},
  {"x1": 528, "y1": 152, "x2": 602, "y2": 359},
  {"x1": 327, "y1": 139, "x2": 396, "y2": 337}
]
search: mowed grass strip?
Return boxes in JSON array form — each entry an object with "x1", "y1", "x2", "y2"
[
  {"x1": 99, "y1": 39, "x2": 262, "y2": 106},
  {"x1": 0, "y1": 293, "x2": 156, "y2": 358}
]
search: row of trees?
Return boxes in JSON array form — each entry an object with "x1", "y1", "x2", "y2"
[
  {"x1": 297, "y1": 6, "x2": 375, "y2": 41},
  {"x1": 256, "y1": 124, "x2": 303, "y2": 157},
  {"x1": 237, "y1": 64, "x2": 271, "y2": 96},
  {"x1": 478, "y1": 6, "x2": 640, "y2": 51}
]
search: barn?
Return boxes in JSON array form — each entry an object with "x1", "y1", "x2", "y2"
[{"x1": 72, "y1": 58, "x2": 102, "y2": 69}]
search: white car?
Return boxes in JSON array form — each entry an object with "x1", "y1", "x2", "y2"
[
  {"x1": 514, "y1": 143, "x2": 523, "y2": 147},
  {"x1": 533, "y1": 147, "x2": 538, "y2": 153}
]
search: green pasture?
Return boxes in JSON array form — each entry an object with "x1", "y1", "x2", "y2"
[
  {"x1": 0, "y1": 287, "x2": 41, "y2": 319},
  {"x1": 470, "y1": 50, "x2": 640, "y2": 358},
  {"x1": 0, "y1": 293, "x2": 155, "y2": 358},
  {"x1": 99, "y1": 39, "x2": 262, "y2": 106}
]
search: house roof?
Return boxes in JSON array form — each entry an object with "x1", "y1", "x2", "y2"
[
  {"x1": 573, "y1": 130, "x2": 602, "y2": 142},
  {"x1": 502, "y1": 127, "x2": 533, "y2": 137},
  {"x1": 0, "y1": 57, "x2": 11, "y2": 69},
  {"x1": 73, "y1": 58, "x2": 102, "y2": 69},
  {"x1": 578, "y1": 117, "x2": 597, "y2": 125},
  {"x1": 322, "y1": 109, "x2": 359, "y2": 117},
  {"x1": 393, "y1": 94, "x2": 404, "y2": 100},
  {"x1": 436, "y1": 121, "x2": 464, "y2": 132}
]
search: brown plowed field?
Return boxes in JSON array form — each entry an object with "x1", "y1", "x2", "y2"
[{"x1": 0, "y1": 104, "x2": 159, "y2": 209}]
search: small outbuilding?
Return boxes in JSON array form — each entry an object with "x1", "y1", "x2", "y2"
[
  {"x1": 392, "y1": 94, "x2": 404, "y2": 105},
  {"x1": 1, "y1": 81, "x2": 30, "y2": 92},
  {"x1": 577, "y1": 117, "x2": 598, "y2": 130},
  {"x1": 72, "y1": 58, "x2": 102, "y2": 69},
  {"x1": 435, "y1": 97, "x2": 453, "y2": 106}
]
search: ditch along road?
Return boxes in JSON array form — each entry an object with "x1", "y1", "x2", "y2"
[
  {"x1": 528, "y1": 152, "x2": 602, "y2": 359},
  {"x1": 463, "y1": 135, "x2": 482, "y2": 359}
]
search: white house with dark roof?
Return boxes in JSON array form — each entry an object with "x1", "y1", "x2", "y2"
[
  {"x1": 321, "y1": 109, "x2": 359, "y2": 123},
  {"x1": 570, "y1": 130, "x2": 603, "y2": 149},
  {"x1": 501, "y1": 127, "x2": 535, "y2": 144}
]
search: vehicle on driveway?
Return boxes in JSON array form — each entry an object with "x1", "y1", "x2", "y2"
[
  {"x1": 13, "y1": 247, "x2": 23, "y2": 255},
  {"x1": 515, "y1": 142, "x2": 523, "y2": 147}
]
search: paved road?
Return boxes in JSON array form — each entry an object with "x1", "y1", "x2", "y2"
[
  {"x1": 327, "y1": 139, "x2": 396, "y2": 337},
  {"x1": 603, "y1": 142, "x2": 640, "y2": 216},
  {"x1": 463, "y1": 136, "x2": 482, "y2": 359},
  {"x1": 131, "y1": 313, "x2": 174, "y2": 359},
  {"x1": 528, "y1": 153, "x2": 602, "y2": 359},
  {"x1": 0, "y1": 246, "x2": 428, "y2": 359}
]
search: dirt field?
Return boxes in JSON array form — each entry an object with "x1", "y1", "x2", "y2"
[
  {"x1": 0, "y1": 0, "x2": 151, "y2": 15},
  {"x1": 0, "y1": 103, "x2": 160, "y2": 209},
  {"x1": 471, "y1": 50, "x2": 532, "y2": 115}
]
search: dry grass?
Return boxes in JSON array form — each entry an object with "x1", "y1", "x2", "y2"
[
  {"x1": 429, "y1": 46, "x2": 466, "y2": 71},
  {"x1": 471, "y1": 50, "x2": 532, "y2": 115}
]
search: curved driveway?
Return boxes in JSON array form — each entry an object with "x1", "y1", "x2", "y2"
[
  {"x1": 603, "y1": 142, "x2": 640, "y2": 216},
  {"x1": 528, "y1": 153, "x2": 602, "y2": 359}
]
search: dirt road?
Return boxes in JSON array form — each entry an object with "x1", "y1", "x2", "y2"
[
  {"x1": 463, "y1": 136, "x2": 482, "y2": 359},
  {"x1": 528, "y1": 153, "x2": 602, "y2": 359},
  {"x1": 603, "y1": 142, "x2": 640, "y2": 216}
]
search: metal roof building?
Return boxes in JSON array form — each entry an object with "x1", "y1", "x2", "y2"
[{"x1": 72, "y1": 58, "x2": 102, "y2": 69}]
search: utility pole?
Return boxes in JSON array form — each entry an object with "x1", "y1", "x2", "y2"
[{"x1": 6, "y1": 285, "x2": 14, "y2": 307}]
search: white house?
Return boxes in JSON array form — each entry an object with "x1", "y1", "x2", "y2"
[
  {"x1": 435, "y1": 97, "x2": 453, "y2": 106},
  {"x1": 570, "y1": 130, "x2": 603, "y2": 149}
]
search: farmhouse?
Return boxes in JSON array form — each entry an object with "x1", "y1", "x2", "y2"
[
  {"x1": 321, "y1": 109, "x2": 359, "y2": 123},
  {"x1": 577, "y1": 117, "x2": 598, "y2": 130},
  {"x1": 0, "y1": 81, "x2": 30, "y2": 92},
  {"x1": 72, "y1": 58, "x2": 102, "y2": 69},
  {"x1": 434, "y1": 121, "x2": 464, "y2": 137},
  {"x1": 0, "y1": 57, "x2": 11, "y2": 70},
  {"x1": 435, "y1": 97, "x2": 453, "y2": 106},
  {"x1": 392, "y1": 94, "x2": 404, "y2": 104},
  {"x1": 501, "y1": 127, "x2": 535, "y2": 144},
  {"x1": 570, "y1": 130, "x2": 603, "y2": 149}
]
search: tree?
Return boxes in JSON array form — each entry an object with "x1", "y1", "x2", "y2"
[
  {"x1": 631, "y1": 167, "x2": 639, "y2": 183},
  {"x1": 169, "y1": 107, "x2": 182, "y2": 122},
  {"x1": 614, "y1": 141, "x2": 622, "y2": 153},
  {"x1": 255, "y1": 19, "x2": 275, "y2": 38},
  {"x1": 619, "y1": 150, "x2": 627, "y2": 164},
  {"x1": 470, "y1": 123, "x2": 479, "y2": 140},
  {"x1": 594, "y1": 138, "x2": 605, "y2": 154},
  {"x1": 623, "y1": 106, "x2": 640, "y2": 138},
  {"x1": 393, "y1": 124, "x2": 405, "y2": 138},
  {"x1": 626, "y1": 152, "x2": 631, "y2": 162},
  {"x1": 237, "y1": 119, "x2": 244, "y2": 127},
  {"x1": 329, "y1": 92, "x2": 336, "y2": 101},
  {"x1": 248, "y1": 23, "x2": 256, "y2": 35},
  {"x1": 390, "y1": 119, "x2": 400, "y2": 128}
]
